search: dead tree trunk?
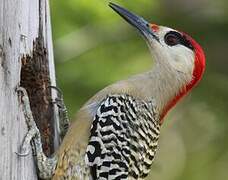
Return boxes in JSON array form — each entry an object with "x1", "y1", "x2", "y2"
[{"x1": 0, "y1": 0, "x2": 59, "y2": 179}]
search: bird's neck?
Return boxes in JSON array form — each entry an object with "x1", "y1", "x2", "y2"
[
  {"x1": 85, "y1": 64, "x2": 193, "y2": 123},
  {"x1": 129, "y1": 63, "x2": 193, "y2": 122}
]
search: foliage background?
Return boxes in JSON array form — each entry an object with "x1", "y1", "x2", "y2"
[{"x1": 50, "y1": 0, "x2": 228, "y2": 179}]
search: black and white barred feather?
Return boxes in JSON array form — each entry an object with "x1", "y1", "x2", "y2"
[{"x1": 85, "y1": 94, "x2": 160, "y2": 179}]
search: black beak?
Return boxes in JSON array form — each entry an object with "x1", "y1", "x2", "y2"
[{"x1": 109, "y1": 2, "x2": 159, "y2": 42}]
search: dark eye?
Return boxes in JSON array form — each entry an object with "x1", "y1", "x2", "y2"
[
  {"x1": 164, "y1": 31, "x2": 194, "y2": 50},
  {"x1": 164, "y1": 33, "x2": 179, "y2": 46}
]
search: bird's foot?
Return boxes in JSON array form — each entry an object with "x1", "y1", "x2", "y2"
[
  {"x1": 16, "y1": 87, "x2": 40, "y2": 156},
  {"x1": 49, "y1": 86, "x2": 70, "y2": 140},
  {"x1": 17, "y1": 86, "x2": 58, "y2": 179}
]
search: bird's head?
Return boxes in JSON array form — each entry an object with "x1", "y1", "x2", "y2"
[{"x1": 109, "y1": 3, "x2": 205, "y2": 122}]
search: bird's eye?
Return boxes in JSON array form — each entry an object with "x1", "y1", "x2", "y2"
[
  {"x1": 164, "y1": 33, "x2": 179, "y2": 46},
  {"x1": 164, "y1": 31, "x2": 194, "y2": 50}
]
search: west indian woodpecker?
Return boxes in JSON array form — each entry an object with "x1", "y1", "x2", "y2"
[{"x1": 17, "y1": 2, "x2": 205, "y2": 180}]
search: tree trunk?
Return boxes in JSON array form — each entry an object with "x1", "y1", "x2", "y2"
[{"x1": 0, "y1": 0, "x2": 59, "y2": 179}]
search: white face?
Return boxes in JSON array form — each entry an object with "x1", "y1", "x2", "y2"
[{"x1": 147, "y1": 26, "x2": 195, "y2": 76}]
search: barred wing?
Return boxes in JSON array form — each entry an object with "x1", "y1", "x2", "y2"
[{"x1": 85, "y1": 94, "x2": 160, "y2": 179}]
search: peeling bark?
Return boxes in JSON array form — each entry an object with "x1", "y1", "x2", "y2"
[{"x1": 0, "y1": 0, "x2": 59, "y2": 179}]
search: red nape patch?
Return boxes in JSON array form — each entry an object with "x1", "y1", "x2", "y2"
[{"x1": 160, "y1": 33, "x2": 206, "y2": 124}]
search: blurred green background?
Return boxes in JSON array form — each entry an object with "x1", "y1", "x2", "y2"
[{"x1": 50, "y1": 0, "x2": 228, "y2": 179}]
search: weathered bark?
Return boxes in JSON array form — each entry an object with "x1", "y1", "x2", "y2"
[{"x1": 0, "y1": 0, "x2": 59, "y2": 179}]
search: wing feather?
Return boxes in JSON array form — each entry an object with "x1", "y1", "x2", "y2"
[{"x1": 85, "y1": 94, "x2": 160, "y2": 179}]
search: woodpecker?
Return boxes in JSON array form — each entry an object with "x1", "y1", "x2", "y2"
[{"x1": 17, "y1": 2, "x2": 205, "y2": 180}]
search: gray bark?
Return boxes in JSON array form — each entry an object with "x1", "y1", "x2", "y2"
[{"x1": 0, "y1": 0, "x2": 59, "y2": 179}]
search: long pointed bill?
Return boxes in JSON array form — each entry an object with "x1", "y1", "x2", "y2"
[{"x1": 109, "y1": 2, "x2": 159, "y2": 42}]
